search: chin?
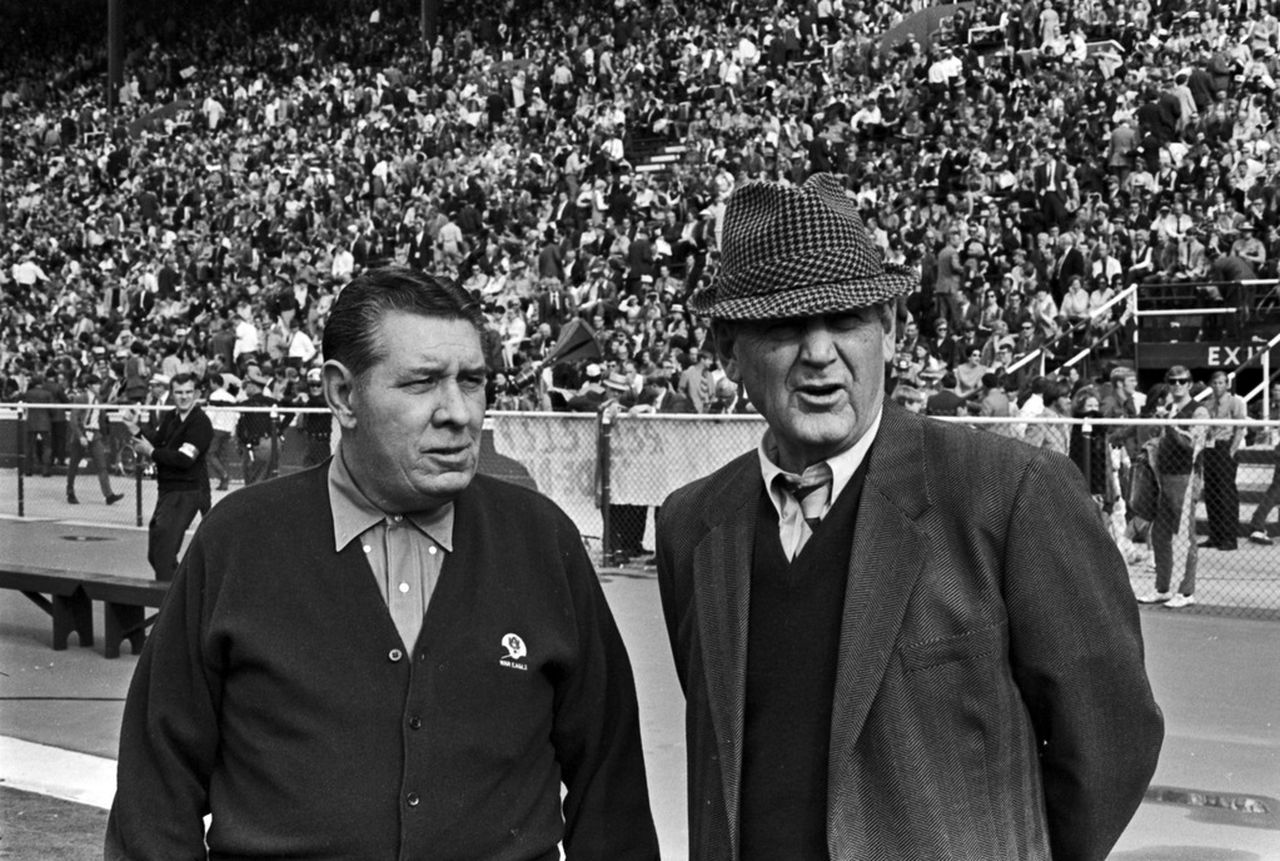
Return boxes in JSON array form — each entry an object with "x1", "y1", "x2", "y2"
[{"x1": 414, "y1": 468, "x2": 476, "y2": 500}]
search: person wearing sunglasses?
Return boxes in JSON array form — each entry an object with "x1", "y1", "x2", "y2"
[{"x1": 1137, "y1": 366, "x2": 1209, "y2": 609}]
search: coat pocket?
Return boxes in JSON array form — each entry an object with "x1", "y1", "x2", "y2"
[{"x1": 899, "y1": 621, "x2": 1008, "y2": 673}]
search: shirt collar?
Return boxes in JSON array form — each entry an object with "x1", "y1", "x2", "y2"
[
  {"x1": 328, "y1": 450, "x2": 455, "y2": 553},
  {"x1": 757, "y1": 403, "x2": 883, "y2": 520}
]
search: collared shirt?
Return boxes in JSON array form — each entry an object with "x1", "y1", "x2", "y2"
[
  {"x1": 1207, "y1": 391, "x2": 1247, "y2": 447},
  {"x1": 758, "y1": 406, "x2": 882, "y2": 559},
  {"x1": 328, "y1": 452, "x2": 454, "y2": 651}
]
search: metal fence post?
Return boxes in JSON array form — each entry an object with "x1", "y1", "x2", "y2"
[
  {"x1": 269, "y1": 404, "x2": 281, "y2": 479},
  {"x1": 135, "y1": 458, "x2": 144, "y2": 527},
  {"x1": 17, "y1": 408, "x2": 26, "y2": 518},
  {"x1": 598, "y1": 411, "x2": 613, "y2": 567},
  {"x1": 1081, "y1": 418, "x2": 1093, "y2": 499}
]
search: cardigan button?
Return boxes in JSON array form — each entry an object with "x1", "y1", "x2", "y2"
[
  {"x1": 409, "y1": 716, "x2": 422, "y2": 730},
  {"x1": 388, "y1": 648, "x2": 403, "y2": 662},
  {"x1": 406, "y1": 792, "x2": 420, "y2": 807}
]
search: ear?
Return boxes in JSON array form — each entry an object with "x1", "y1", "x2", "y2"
[
  {"x1": 878, "y1": 304, "x2": 897, "y2": 363},
  {"x1": 712, "y1": 320, "x2": 743, "y2": 384},
  {"x1": 323, "y1": 360, "x2": 359, "y2": 430}
]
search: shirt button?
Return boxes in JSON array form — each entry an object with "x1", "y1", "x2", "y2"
[
  {"x1": 406, "y1": 792, "x2": 420, "y2": 807},
  {"x1": 388, "y1": 648, "x2": 403, "y2": 662},
  {"x1": 428, "y1": 546, "x2": 438, "y2": 555},
  {"x1": 393, "y1": 514, "x2": 403, "y2": 523},
  {"x1": 362, "y1": 545, "x2": 372, "y2": 554},
  {"x1": 409, "y1": 716, "x2": 422, "y2": 730},
  {"x1": 398, "y1": 582, "x2": 410, "y2": 594}
]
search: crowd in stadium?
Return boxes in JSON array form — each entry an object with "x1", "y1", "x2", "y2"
[{"x1": 3, "y1": 0, "x2": 1279, "y2": 455}]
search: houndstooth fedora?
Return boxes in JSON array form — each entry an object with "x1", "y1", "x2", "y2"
[{"x1": 690, "y1": 173, "x2": 916, "y2": 320}]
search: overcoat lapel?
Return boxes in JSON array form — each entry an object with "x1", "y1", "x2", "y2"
[
  {"x1": 828, "y1": 406, "x2": 930, "y2": 804},
  {"x1": 692, "y1": 458, "x2": 759, "y2": 858}
]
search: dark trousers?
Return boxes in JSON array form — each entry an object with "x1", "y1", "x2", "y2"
[
  {"x1": 241, "y1": 438, "x2": 274, "y2": 485},
  {"x1": 1203, "y1": 445, "x2": 1240, "y2": 547},
  {"x1": 1250, "y1": 463, "x2": 1280, "y2": 533},
  {"x1": 302, "y1": 436, "x2": 331, "y2": 468},
  {"x1": 148, "y1": 488, "x2": 207, "y2": 582},
  {"x1": 24, "y1": 430, "x2": 52, "y2": 476},
  {"x1": 51, "y1": 421, "x2": 68, "y2": 465},
  {"x1": 207, "y1": 430, "x2": 233, "y2": 487},
  {"x1": 66, "y1": 433, "x2": 115, "y2": 500},
  {"x1": 608, "y1": 504, "x2": 648, "y2": 559}
]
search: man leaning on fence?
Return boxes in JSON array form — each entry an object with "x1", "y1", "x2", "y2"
[{"x1": 656, "y1": 174, "x2": 1163, "y2": 861}]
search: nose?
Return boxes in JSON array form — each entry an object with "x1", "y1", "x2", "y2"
[
  {"x1": 798, "y1": 318, "x2": 837, "y2": 366},
  {"x1": 431, "y1": 378, "x2": 472, "y2": 427}
]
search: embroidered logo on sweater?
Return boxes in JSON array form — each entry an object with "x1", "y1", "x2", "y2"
[{"x1": 500, "y1": 633, "x2": 528, "y2": 671}]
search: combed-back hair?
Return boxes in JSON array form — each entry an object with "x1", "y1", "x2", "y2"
[{"x1": 322, "y1": 266, "x2": 484, "y2": 380}]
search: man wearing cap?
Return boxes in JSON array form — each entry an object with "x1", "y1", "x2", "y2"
[
  {"x1": 296, "y1": 367, "x2": 334, "y2": 467},
  {"x1": 236, "y1": 364, "x2": 278, "y2": 485},
  {"x1": 656, "y1": 174, "x2": 1162, "y2": 861},
  {"x1": 123, "y1": 373, "x2": 213, "y2": 582}
]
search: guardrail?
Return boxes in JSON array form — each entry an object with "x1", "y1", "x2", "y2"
[{"x1": 2, "y1": 406, "x2": 1277, "y2": 618}]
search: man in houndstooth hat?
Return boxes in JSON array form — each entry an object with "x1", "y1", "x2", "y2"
[{"x1": 656, "y1": 174, "x2": 1162, "y2": 861}]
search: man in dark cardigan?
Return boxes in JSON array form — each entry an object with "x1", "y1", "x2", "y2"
[
  {"x1": 657, "y1": 175, "x2": 1163, "y2": 861},
  {"x1": 107, "y1": 267, "x2": 659, "y2": 860}
]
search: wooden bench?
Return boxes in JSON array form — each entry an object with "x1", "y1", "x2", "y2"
[{"x1": 0, "y1": 565, "x2": 170, "y2": 659}]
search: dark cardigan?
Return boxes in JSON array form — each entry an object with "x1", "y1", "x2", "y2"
[{"x1": 106, "y1": 464, "x2": 658, "y2": 861}]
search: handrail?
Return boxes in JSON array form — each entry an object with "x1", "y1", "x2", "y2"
[{"x1": 1089, "y1": 283, "x2": 1137, "y2": 321}]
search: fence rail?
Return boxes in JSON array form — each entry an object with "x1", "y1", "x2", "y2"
[{"x1": 3, "y1": 406, "x2": 1277, "y2": 619}]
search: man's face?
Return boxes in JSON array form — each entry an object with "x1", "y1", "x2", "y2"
[
  {"x1": 171, "y1": 381, "x2": 197, "y2": 413},
  {"x1": 720, "y1": 306, "x2": 894, "y2": 472},
  {"x1": 1211, "y1": 376, "x2": 1229, "y2": 397},
  {"x1": 337, "y1": 312, "x2": 486, "y2": 512}
]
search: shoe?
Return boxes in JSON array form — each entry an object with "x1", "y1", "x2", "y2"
[
  {"x1": 1197, "y1": 540, "x2": 1217, "y2": 549},
  {"x1": 1136, "y1": 591, "x2": 1171, "y2": 604},
  {"x1": 105, "y1": 493, "x2": 124, "y2": 506},
  {"x1": 66, "y1": 495, "x2": 79, "y2": 505},
  {"x1": 1165, "y1": 593, "x2": 1196, "y2": 609},
  {"x1": 1249, "y1": 530, "x2": 1274, "y2": 546}
]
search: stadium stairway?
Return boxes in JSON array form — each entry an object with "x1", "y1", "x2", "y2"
[{"x1": 628, "y1": 126, "x2": 687, "y2": 178}]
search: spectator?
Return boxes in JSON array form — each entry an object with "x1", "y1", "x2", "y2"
[
  {"x1": 235, "y1": 365, "x2": 277, "y2": 486},
  {"x1": 1137, "y1": 366, "x2": 1209, "y2": 609},
  {"x1": 1246, "y1": 378, "x2": 1280, "y2": 545},
  {"x1": 65, "y1": 372, "x2": 124, "y2": 506},
  {"x1": 1025, "y1": 377, "x2": 1072, "y2": 455},
  {"x1": 121, "y1": 373, "x2": 213, "y2": 581},
  {"x1": 1201, "y1": 370, "x2": 1246, "y2": 551}
]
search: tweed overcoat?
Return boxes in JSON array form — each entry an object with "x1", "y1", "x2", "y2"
[{"x1": 657, "y1": 400, "x2": 1163, "y2": 861}]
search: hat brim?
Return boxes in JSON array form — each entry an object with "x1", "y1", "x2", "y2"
[{"x1": 690, "y1": 262, "x2": 915, "y2": 320}]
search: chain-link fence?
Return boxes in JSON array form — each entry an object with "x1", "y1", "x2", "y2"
[{"x1": 3, "y1": 406, "x2": 1277, "y2": 619}]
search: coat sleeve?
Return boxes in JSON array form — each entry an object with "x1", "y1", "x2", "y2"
[
  {"x1": 1003, "y1": 452, "x2": 1163, "y2": 861},
  {"x1": 551, "y1": 522, "x2": 660, "y2": 861},
  {"x1": 105, "y1": 532, "x2": 222, "y2": 860}
]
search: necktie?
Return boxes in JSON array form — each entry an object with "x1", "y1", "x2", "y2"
[{"x1": 777, "y1": 462, "x2": 834, "y2": 530}]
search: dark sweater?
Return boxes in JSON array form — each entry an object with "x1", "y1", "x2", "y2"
[
  {"x1": 106, "y1": 464, "x2": 658, "y2": 861},
  {"x1": 740, "y1": 462, "x2": 868, "y2": 860},
  {"x1": 141, "y1": 405, "x2": 212, "y2": 492}
]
